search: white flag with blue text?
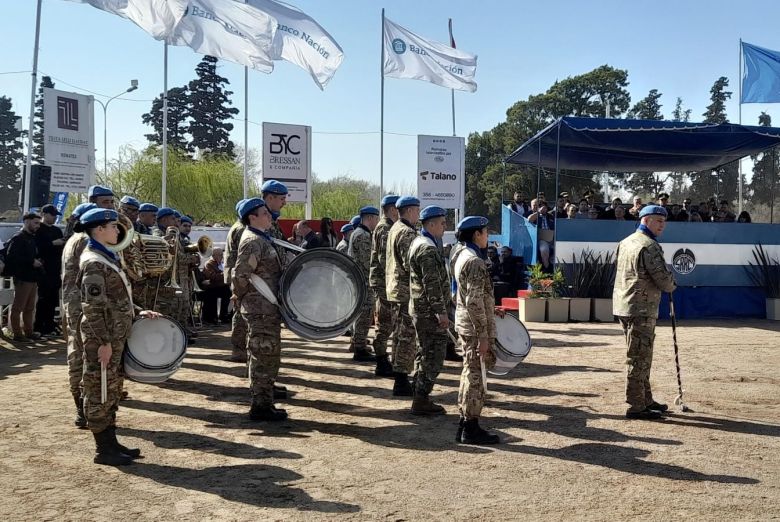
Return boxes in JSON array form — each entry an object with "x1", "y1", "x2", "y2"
[
  {"x1": 383, "y1": 17, "x2": 477, "y2": 93},
  {"x1": 64, "y1": 0, "x2": 188, "y2": 40},
  {"x1": 244, "y1": 0, "x2": 344, "y2": 89}
]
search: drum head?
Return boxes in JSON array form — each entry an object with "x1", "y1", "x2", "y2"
[
  {"x1": 489, "y1": 314, "x2": 532, "y2": 376},
  {"x1": 278, "y1": 249, "x2": 367, "y2": 340},
  {"x1": 126, "y1": 317, "x2": 187, "y2": 370}
]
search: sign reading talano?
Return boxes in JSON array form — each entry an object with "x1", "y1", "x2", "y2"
[
  {"x1": 43, "y1": 87, "x2": 96, "y2": 193},
  {"x1": 417, "y1": 135, "x2": 465, "y2": 210},
  {"x1": 262, "y1": 122, "x2": 311, "y2": 203}
]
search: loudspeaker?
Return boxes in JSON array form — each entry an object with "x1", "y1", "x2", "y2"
[{"x1": 26, "y1": 164, "x2": 52, "y2": 208}]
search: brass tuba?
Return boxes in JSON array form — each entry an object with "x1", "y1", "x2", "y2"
[{"x1": 108, "y1": 214, "x2": 173, "y2": 279}]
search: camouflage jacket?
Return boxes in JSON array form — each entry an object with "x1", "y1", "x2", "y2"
[
  {"x1": 613, "y1": 230, "x2": 676, "y2": 318},
  {"x1": 385, "y1": 218, "x2": 417, "y2": 303},
  {"x1": 336, "y1": 239, "x2": 349, "y2": 254},
  {"x1": 453, "y1": 246, "x2": 496, "y2": 340},
  {"x1": 61, "y1": 232, "x2": 89, "y2": 321},
  {"x1": 348, "y1": 224, "x2": 372, "y2": 280},
  {"x1": 78, "y1": 246, "x2": 135, "y2": 345},
  {"x1": 369, "y1": 217, "x2": 393, "y2": 290},
  {"x1": 409, "y1": 235, "x2": 450, "y2": 318},
  {"x1": 270, "y1": 218, "x2": 293, "y2": 267},
  {"x1": 233, "y1": 227, "x2": 282, "y2": 319},
  {"x1": 224, "y1": 220, "x2": 245, "y2": 286}
]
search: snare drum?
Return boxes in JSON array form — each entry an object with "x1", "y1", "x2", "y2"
[
  {"x1": 489, "y1": 314, "x2": 532, "y2": 376},
  {"x1": 123, "y1": 316, "x2": 187, "y2": 384}
]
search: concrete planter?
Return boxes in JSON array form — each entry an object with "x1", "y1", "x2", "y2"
[
  {"x1": 569, "y1": 298, "x2": 591, "y2": 322},
  {"x1": 547, "y1": 298, "x2": 570, "y2": 323},
  {"x1": 767, "y1": 298, "x2": 780, "y2": 321},
  {"x1": 592, "y1": 298, "x2": 615, "y2": 322},
  {"x1": 518, "y1": 298, "x2": 546, "y2": 323}
]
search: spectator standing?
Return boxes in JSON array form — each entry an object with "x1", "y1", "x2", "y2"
[
  {"x1": 614, "y1": 206, "x2": 628, "y2": 221},
  {"x1": 566, "y1": 204, "x2": 578, "y2": 219},
  {"x1": 200, "y1": 248, "x2": 231, "y2": 324},
  {"x1": 657, "y1": 193, "x2": 670, "y2": 209},
  {"x1": 319, "y1": 217, "x2": 338, "y2": 248},
  {"x1": 554, "y1": 197, "x2": 568, "y2": 219},
  {"x1": 528, "y1": 199, "x2": 555, "y2": 270},
  {"x1": 34, "y1": 205, "x2": 65, "y2": 336},
  {"x1": 575, "y1": 199, "x2": 590, "y2": 219},
  {"x1": 298, "y1": 220, "x2": 322, "y2": 250},
  {"x1": 688, "y1": 212, "x2": 703, "y2": 222},
  {"x1": 628, "y1": 196, "x2": 644, "y2": 220},
  {"x1": 601, "y1": 198, "x2": 623, "y2": 220},
  {"x1": 509, "y1": 192, "x2": 530, "y2": 217},
  {"x1": 715, "y1": 200, "x2": 736, "y2": 223},
  {"x1": 737, "y1": 211, "x2": 752, "y2": 223},
  {"x1": 3, "y1": 213, "x2": 44, "y2": 342}
]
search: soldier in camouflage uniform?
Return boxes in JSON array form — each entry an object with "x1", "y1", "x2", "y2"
[
  {"x1": 385, "y1": 196, "x2": 421, "y2": 396},
  {"x1": 151, "y1": 208, "x2": 186, "y2": 334},
  {"x1": 232, "y1": 198, "x2": 288, "y2": 421},
  {"x1": 452, "y1": 216, "x2": 501, "y2": 445},
  {"x1": 261, "y1": 180, "x2": 291, "y2": 265},
  {"x1": 225, "y1": 200, "x2": 249, "y2": 362},
  {"x1": 614, "y1": 205, "x2": 677, "y2": 420},
  {"x1": 175, "y1": 215, "x2": 200, "y2": 340},
  {"x1": 61, "y1": 203, "x2": 97, "y2": 428},
  {"x1": 76, "y1": 208, "x2": 160, "y2": 465},
  {"x1": 347, "y1": 206, "x2": 380, "y2": 361},
  {"x1": 336, "y1": 223, "x2": 352, "y2": 254},
  {"x1": 409, "y1": 206, "x2": 451, "y2": 415},
  {"x1": 369, "y1": 195, "x2": 399, "y2": 377}
]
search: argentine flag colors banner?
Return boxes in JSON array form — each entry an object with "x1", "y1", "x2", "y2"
[{"x1": 383, "y1": 17, "x2": 477, "y2": 93}]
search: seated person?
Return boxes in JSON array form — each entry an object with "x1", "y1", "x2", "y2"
[
  {"x1": 575, "y1": 199, "x2": 590, "y2": 219},
  {"x1": 627, "y1": 196, "x2": 644, "y2": 220},
  {"x1": 600, "y1": 198, "x2": 622, "y2": 219},
  {"x1": 200, "y1": 248, "x2": 231, "y2": 324},
  {"x1": 492, "y1": 246, "x2": 525, "y2": 300}
]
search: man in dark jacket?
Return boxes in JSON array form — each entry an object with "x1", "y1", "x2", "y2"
[
  {"x1": 4, "y1": 213, "x2": 44, "y2": 342},
  {"x1": 297, "y1": 220, "x2": 321, "y2": 250},
  {"x1": 34, "y1": 205, "x2": 65, "y2": 335}
]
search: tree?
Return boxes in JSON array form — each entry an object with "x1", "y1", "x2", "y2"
[
  {"x1": 0, "y1": 96, "x2": 25, "y2": 214},
  {"x1": 141, "y1": 86, "x2": 190, "y2": 151},
  {"x1": 749, "y1": 112, "x2": 779, "y2": 210},
  {"x1": 628, "y1": 89, "x2": 663, "y2": 120},
  {"x1": 702, "y1": 77, "x2": 731, "y2": 124},
  {"x1": 187, "y1": 56, "x2": 239, "y2": 158},
  {"x1": 671, "y1": 97, "x2": 692, "y2": 122},
  {"x1": 623, "y1": 89, "x2": 665, "y2": 199},
  {"x1": 32, "y1": 75, "x2": 55, "y2": 164}
]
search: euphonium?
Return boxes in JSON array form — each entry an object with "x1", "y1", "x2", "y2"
[{"x1": 107, "y1": 214, "x2": 173, "y2": 278}]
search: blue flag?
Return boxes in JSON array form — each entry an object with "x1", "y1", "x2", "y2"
[
  {"x1": 742, "y1": 41, "x2": 780, "y2": 104},
  {"x1": 53, "y1": 192, "x2": 68, "y2": 224}
]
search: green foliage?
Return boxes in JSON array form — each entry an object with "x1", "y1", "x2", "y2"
[
  {"x1": 528, "y1": 264, "x2": 565, "y2": 299},
  {"x1": 746, "y1": 244, "x2": 780, "y2": 298},
  {"x1": 0, "y1": 96, "x2": 25, "y2": 213},
  {"x1": 702, "y1": 76, "x2": 731, "y2": 124},
  {"x1": 142, "y1": 86, "x2": 190, "y2": 151},
  {"x1": 749, "y1": 113, "x2": 779, "y2": 208},
  {"x1": 187, "y1": 56, "x2": 239, "y2": 158},
  {"x1": 32, "y1": 76, "x2": 54, "y2": 164},
  {"x1": 279, "y1": 175, "x2": 380, "y2": 220},
  {"x1": 628, "y1": 89, "x2": 663, "y2": 120},
  {"x1": 562, "y1": 250, "x2": 617, "y2": 299}
]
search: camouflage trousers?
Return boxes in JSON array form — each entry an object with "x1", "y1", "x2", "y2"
[
  {"x1": 65, "y1": 314, "x2": 83, "y2": 396},
  {"x1": 131, "y1": 278, "x2": 152, "y2": 310},
  {"x1": 619, "y1": 316, "x2": 656, "y2": 412},
  {"x1": 458, "y1": 335, "x2": 497, "y2": 419},
  {"x1": 390, "y1": 300, "x2": 416, "y2": 374},
  {"x1": 81, "y1": 338, "x2": 124, "y2": 433},
  {"x1": 242, "y1": 311, "x2": 282, "y2": 408},
  {"x1": 231, "y1": 308, "x2": 248, "y2": 357},
  {"x1": 412, "y1": 315, "x2": 447, "y2": 397},
  {"x1": 156, "y1": 289, "x2": 190, "y2": 333},
  {"x1": 372, "y1": 288, "x2": 395, "y2": 357},
  {"x1": 350, "y1": 292, "x2": 374, "y2": 351}
]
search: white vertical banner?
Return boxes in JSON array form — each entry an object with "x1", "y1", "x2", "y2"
[
  {"x1": 262, "y1": 122, "x2": 311, "y2": 204},
  {"x1": 43, "y1": 87, "x2": 96, "y2": 193},
  {"x1": 417, "y1": 135, "x2": 464, "y2": 211}
]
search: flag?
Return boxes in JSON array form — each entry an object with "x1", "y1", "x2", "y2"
[
  {"x1": 167, "y1": 0, "x2": 278, "y2": 73},
  {"x1": 383, "y1": 17, "x2": 477, "y2": 93},
  {"x1": 64, "y1": 0, "x2": 188, "y2": 40},
  {"x1": 742, "y1": 41, "x2": 780, "y2": 104},
  {"x1": 244, "y1": 0, "x2": 344, "y2": 89}
]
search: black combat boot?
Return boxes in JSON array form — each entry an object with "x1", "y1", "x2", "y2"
[
  {"x1": 273, "y1": 384, "x2": 288, "y2": 400},
  {"x1": 410, "y1": 395, "x2": 446, "y2": 416},
  {"x1": 73, "y1": 394, "x2": 87, "y2": 429},
  {"x1": 374, "y1": 355, "x2": 394, "y2": 377},
  {"x1": 353, "y1": 347, "x2": 375, "y2": 362},
  {"x1": 455, "y1": 417, "x2": 465, "y2": 442},
  {"x1": 445, "y1": 338, "x2": 461, "y2": 361},
  {"x1": 108, "y1": 426, "x2": 141, "y2": 458},
  {"x1": 459, "y1": 418, "x2": 500, "y2": 445},
  {"x1": 249, "y1": 404, "x2": 288, "y2": 421},
  {"x1": 392, "y1": 372, "x2": 414, "y2": 396},
  {"x1": 93, "y1": 430, "x2": 133, "y2": 466}
]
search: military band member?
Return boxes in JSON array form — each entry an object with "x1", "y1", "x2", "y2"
[
  {"x1": 409, "y1": 206, "x2": 450, "y2": 415},
  {"x1": 261, "y1": 180, "x2": 290, "y2": 260},
  {"x1": 452, "y1": 216, "x2": 501, "y2": 445},
  {"x1": 150, "y1": 208, "x2": 186, "y2": 336},
  {"x1": 136, "y1": 203, "x2": 158, "y2": 235},
  {"x1": 88, "y1": 185, "x2": 115, "y2": 209},
  {"x1": 176, "y1": 214, "x2": 199, "y2": 340},
  {"x1": 614, "y1": 205, "x2": 677, "y2": 420},
  {"x1": 232, "y1": 198, "x2": 287, "y2": 421},
  {"x1": 369, "y1": 195, "x2": 399, "y2": 377},
  {"x1": 336, "y1": 223, "x2": 353, "y2": 254},
  {"x1": 385, "y1": 196, "x2": 421, "y2": 396},
  {"x1": 225, "y1": 199, "x2": 249, "y2": 362},
  {"x1": 119, "y1": 196, "x2": 143, "y2": 233},
  {"x1": 347, "y1": 206, "x2": 380, "y2": 361}
]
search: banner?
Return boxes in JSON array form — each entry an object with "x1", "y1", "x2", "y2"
[
  {"x1": 741, "y1": 41, "x2": 780, "y2": 104},
  {"x1": 53, "y1": 192, "x2": 69, "y2": 224},
  {"x1": 417, "y1": 135, "x2": 464, "y2": 209},
  {"x1": 383, "y1": 17, "x2": 477, "y2": 93},
  {"x1": 65, "y1": 0, "x2": 188, "y2": 40},
  {"x1": 262, "y1": 122, "x2": 311, "y2": 203},
  {"x1": 43, "y1": 87, "x2": 96, "y2": 193},
  {"x1": 245, "y1": 0, "x2": 344, "y2": 89}
]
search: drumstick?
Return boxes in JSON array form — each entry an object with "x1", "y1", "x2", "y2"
[
  {"x1": 480, "y1": 355, "x2": 488, "y2": 395},
  {"x1": 100, "y1": 362, "x2": 107, "y2": 404}
]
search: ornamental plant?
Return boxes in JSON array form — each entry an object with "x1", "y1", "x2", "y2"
[{"x1": 528, "y1": 263, "x2": 565, "y2": 299}]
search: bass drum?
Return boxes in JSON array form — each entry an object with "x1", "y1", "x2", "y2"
[
  {"x1": 123, "y1": 316, "x2": 187, "y2": 384},
  {"x1": 278, "y1": 249, "x2": 367, "y2": 341},
  {"x1": 489, "y1": 313, "x2": 532, "y2": 376}
]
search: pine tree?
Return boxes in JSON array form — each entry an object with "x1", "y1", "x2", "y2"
[
  {"x1": 187, "y1": 56, "x2": 239, "y2": 158},
  {"x1": 0, "y1": 96, "x2": 25, "y2": 213},
  {"x1": 622, "y1": 89, "x2": 666, "y2": 199},
  {"x1": 627, "y1": 89, "x2": 663, "y2": 119},
  {"x1": 32, "y1": 75, "x2": 55, "y2": 164},
  {"x1": 702, "y1": 77, "x2": 731, "y2": 124},
  {"x1": 668, "y1": 98, "x2": 692, "y2": 201},
  {"x1": 142, "y1": 86, "x2": 190, "y2": 151},
  {"x1": 749, "y1": 112, "x2": 779, "y2": 208},
  {"x1": 671, "y1": 97, "x2": 692, "y2": 122}
]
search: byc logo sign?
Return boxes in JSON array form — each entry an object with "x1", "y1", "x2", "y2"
[
  {"x1": 269, "y1": 133, "x2": 301, "y2": 155},
  {"x1": 392, "y1": 39, "x2": 406, "y2": 54}
]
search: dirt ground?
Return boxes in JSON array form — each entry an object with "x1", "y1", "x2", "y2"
[{"x1": 1, "y1": 317, "x2": 779, "y2": 521}]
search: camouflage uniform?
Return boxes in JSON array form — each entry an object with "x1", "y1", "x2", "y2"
[
  {"x1": 151, "y1": 226, "x2": 181, "y2": 323},
  {"x1": 613, "y1": 230, "x2": 676, "y2": 413},
  {"x1": 347, "y1": 224, "x2": 374, "y2": 352},
  {"x1": 225, "y1": 220, "x2": 248, "y2": 359},
  {"x1": 78, "y1": 245, "x2": 134, "y2": 433},
  {"x1": 385, "y1": 218, "x2": 418, "y2": 374},
  {"x1": 233, "y1": 227, "x2": 283, "y2": 408},
  {"x1": 61, "y1": 232, "x2": 89, "y2": 396},
  {"x1": 369, "y1": 217, "x2": 395, "y2": 357},
  {"x1": 336, "y1": 239, "x2": 349, "y2": 254},
  {"x1": 453, "y1": 246, "x2": 497, "y2": 419},
  {"x1": 409, "y1": 234, "x2": 451, "y2": 396},
  {"x1": 175, "y1": 233, "x2": 200, "y2": 334}
]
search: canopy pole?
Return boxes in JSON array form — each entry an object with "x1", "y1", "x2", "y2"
[
  {"x1": 738, "y1": 38, "x2": 743, "y2": 215},
  {"x1": 553, "y1": 122, "x2": 561, "y2": 269},
  {"x1": 772, "y1": 146, "x2": 776, "y2": 224},
  {"x1": 23, "y1": 0, "x2": 43, "y2": 213},
  {"x1": 536, "y1": 140, "x2": 542, "y2": 202}
]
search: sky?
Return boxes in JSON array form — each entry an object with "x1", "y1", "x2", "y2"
[{"x1": 2, "y1": 0, "x2": 780, "y2": 195}]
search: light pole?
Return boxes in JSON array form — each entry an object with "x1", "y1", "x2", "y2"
[{"x1": 95, "y1": 79, "x2": 138, "y2": 186}]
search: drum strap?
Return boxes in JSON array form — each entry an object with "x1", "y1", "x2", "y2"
[{"x1": 80, "y1": 249, "x2": 134, "y2": 309}]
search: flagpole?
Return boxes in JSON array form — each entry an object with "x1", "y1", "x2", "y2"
[
  {"x1": 23, "y1": 0, "x2": 43, "y2": 213},
  {"x1": 448, "y1": 18, "x2": 456, "y2": 137},
  {"x1": 162, "y1": 42, "x2": 168, "y2": 207},
  {"x1": 243, "y1": 0, "x2": 249, "y2": 199},
  {"x1": 380, "y1": 8, "x2": 385, "y2": 202},
  {"x1": 738, "y1": 38, "x2": 743, "y2": 215}
]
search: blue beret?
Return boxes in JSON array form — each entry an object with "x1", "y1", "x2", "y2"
[
  {"x1": 235, "y1": 199, "x2": 247, "y2": 215},
  {"x1": 88, "y1": 185, "x2": 113, "y2": 198},
  {"x1": 457, "y1": 215, "x2": 489, "y2": 231},
  {"x1": 80, "y1": 207, "x2": 118, "y2": 225},
  {"x1": 172, "y1": 210, "x2": 182, "y2": 219},
  {"x1": 72, "y1": 203, "x2": 97, "y2": 218},
  {"x1": 156, "y1": 207, "x2": 175, "y2": 220},
  {"x1": 381, "y1": 194, "x2": 400, "y2": 207},
  {"x1": 261, "y1": 180, "x2": 289, "y2": 195},
  {"x1": 359, "y1": 206, "x2": 380, "y2": 216},
  {"x1": 238, "y1": 197, "x2": 266, "y2": 220},
  {"x1": 350, "y1": 215, "x2": 361, "y2": 227},
  {"x1": 139, "y1": 203, "x2": 158, "y2": 213},
  {"x1": 420, "y1": 206, "x2": 447, "y2": 221},
  {"x1": 638, "y1": 205, "x2": 668, "y2": 219},
  {"x1": 119, "y1": 195, "x2": 140, "y2": 208},
  {"x1": 180, "y1": 215, "x2": 193, "y2": 224},
  {"x1": 340, "y1": 223, "x2": 353, "y2": 233},
  {"x1": 395, "y1": 196, "x2": 420, "y2": 209}
]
